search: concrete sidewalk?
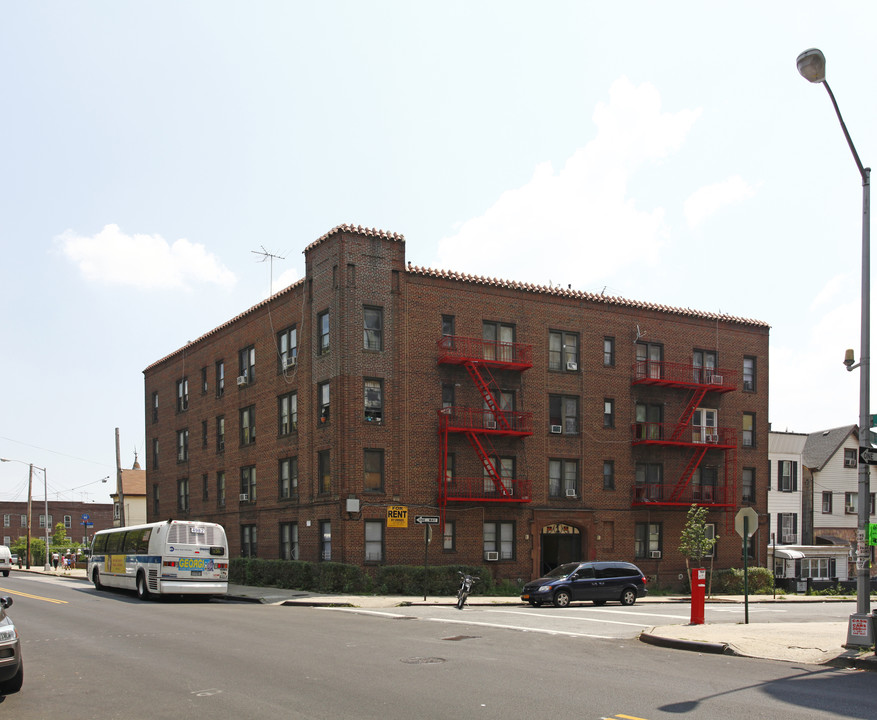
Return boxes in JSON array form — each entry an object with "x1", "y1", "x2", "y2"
[{"x1": 10, "y1": 566, "x2": 877, "y2": 670}]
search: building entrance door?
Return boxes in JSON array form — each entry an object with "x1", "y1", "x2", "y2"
[{"x1": 540, "y1": 523, "x2": 583, "y2": 576}]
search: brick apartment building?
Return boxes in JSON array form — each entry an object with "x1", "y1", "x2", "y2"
[
  {"x1": 143, "y1": 224, "x2": 770, "y2": 587},
  {"x1": 1, "y1": 501, "x2": 114, "y2": 548}
]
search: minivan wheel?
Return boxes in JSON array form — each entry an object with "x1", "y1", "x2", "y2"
[
  {"x1": 620, "y1": 588, "x2": 637, "y2": 606},
  {"x1": 553, "y1": 589, "x2": 571, "y2": 608}
]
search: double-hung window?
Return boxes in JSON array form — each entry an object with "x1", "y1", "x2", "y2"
[
  {"x1": 483, "y1": 521, "x2": 514, "y2": 560},
  {"x1": 778, "y1": 460, "x2": 797, "y2": 492},
  {"x1": 603, "y1": 337, "x2": 615, "y2": 367},
  {"x1": 482, "y1": 321, "x2": 515, "y2": 362},
  {"x1": 365, "y1": 379, "x2": 383, "y2": 423},
  {"x1": 548, "y1": 395, "x2": 578, "y2": 434},
  {"x1": 240, "y1": 406, "x2": 256, "y2": 445},
  {"x1": 634, "y1": 522, "x2": 662, "y2": 559},
  {"x1": 278, "y1": 326, "x2": 297, "y2": 371},
  {"x1": 549, "y1": 330, "x2": 579, "y2": 371},
  {"x1": 318, "y1": 311, "x2": 330, "y2": 354},
  {"x1": 279, "y1": 457, "x2": 298, "y2": 500},
  {"x1": 743, "y1": 356, "x2": 756, "y2": 391},
  {"x1": 176, "y1": 429, "x2": 189, "y2": 462},
  {"x1": 240, "y1": 465, "x2": 256, "y2": 503},
  {"x1": 742, "y1": 467, "x2": 755, "y2": 503},
  {"x1": 365, "y1": 520, "x2": 384, "y2": 563},
  {"x1": 635, "y1": 341, "x2": 663, "y2": 379},
  {"x1": 177, "y1": 477, "x2": 189, "y2": 512},
  {"x1": 364, "y1": 307, "x2": 383, "y2": 350},
  {"x1": 742, "y1": 413, "x2": 755, "y2": 448},
  {"x1": 239, "y1": 346, "x2": 255, "y2": 384},
  {"x1": 549, "y1": 459, "x2": 578, "y2": 497},
  {"x1": 241, "y1": 525, "x2": 257, "y2": 558},
  {"x1": 215, "y1": 360, "x2": 225, "y2": 397},
  {"x1": 364, "y1": 449, "x2": 384, "y2": 492},
  {"x1": 279, "y1": 392, "x2": 297, "y2": 435},
  {"x1": 280, "y1": 522, "x2": 298, "y2": 560},
  {"x1": 318, "y1": 450, "x2": 331, "y2": 494},
  {"x1": 635, "y1": 463, "x2": 663, "y2": 501},
  {"x1": 176, "y1": 378, "x2": 188, "y2": 412},
  {"x1": 318, "y1": 382, "x2": 330, "y2": 424}
]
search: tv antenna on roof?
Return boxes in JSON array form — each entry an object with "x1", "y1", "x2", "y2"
[{"x1": 252, "y1": 246, "x2": 287, "y2": 297}]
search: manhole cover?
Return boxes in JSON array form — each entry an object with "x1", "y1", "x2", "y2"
[{"x1": 400, "y1": 657, "x2": 446, "y2": 665}]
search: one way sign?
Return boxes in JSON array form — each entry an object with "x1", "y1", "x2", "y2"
[{"x1": 859, "y1": 447, "x2": 877, "y2": 465}]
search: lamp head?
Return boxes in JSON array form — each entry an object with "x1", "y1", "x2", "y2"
[
  {"x1": 797, "y1": 48, "x2": 826, "y2": 83},
  {"x1": 844, "y1": 348, "x2": 856, "y2": 368}
]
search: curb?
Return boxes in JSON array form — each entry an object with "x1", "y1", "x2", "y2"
[{"x1": 639, "y1": 632, "x2": 730, "y2": 655}]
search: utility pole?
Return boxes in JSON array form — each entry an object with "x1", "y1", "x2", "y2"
[
  {"x1": 115, "y1": 428, "x2": 125, "y2": 527},
  {"x1": 26, "y1": 464, "x2": 32, "y2": 569}
]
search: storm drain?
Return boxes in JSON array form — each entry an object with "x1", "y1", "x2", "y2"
[{"x1": 400, "y1": 657, "x2": 446, "y2": 665}]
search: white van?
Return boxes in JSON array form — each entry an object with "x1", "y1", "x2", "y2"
[{"x1": 0, "y1": 546, "x2": 11, "y2": 577}]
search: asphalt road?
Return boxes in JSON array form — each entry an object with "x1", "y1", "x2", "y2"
[{"x1": 1, "y1": 574, "x2": 874, "y2": 720}]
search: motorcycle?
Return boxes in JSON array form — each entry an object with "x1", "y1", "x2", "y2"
[{"x1": 456, "y1": 571, "x2": 479, "y2": 609}]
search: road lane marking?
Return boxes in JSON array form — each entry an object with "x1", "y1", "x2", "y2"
[
  {"x1": 0, "y1": 587, "x2": 68, "y2": 604},
  {"x1": 323, "y1": 608, "x2": 411, "y2": 619},
  {"x1": 487, "y1": 610, "x2": 648, "y2": 627},
  {"x1": 425, "y1": 616, "x2": 615, "y2": 638}
]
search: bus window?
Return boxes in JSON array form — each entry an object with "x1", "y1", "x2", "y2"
[
  {"x1": 92, "y1": 534, "x2": 107, "y2": 554},
  {"x1": 106, "y1": 532, "x2": 125, "y2": 554}
]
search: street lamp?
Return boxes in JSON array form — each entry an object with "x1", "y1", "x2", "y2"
[
  {"x1": 1, "y1": 458, "x2": 50, "y2": 571},
  {"x1": 797, "y1": 48, "x2": 873, "y2": 648}
]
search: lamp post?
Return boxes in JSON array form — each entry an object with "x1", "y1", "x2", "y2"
[
  {"x1": 797, "y1": 48, "x2": 873, "y2": 647},
  {"x1": 1, "y1": 458, "x2": 50, "y2": 570}
]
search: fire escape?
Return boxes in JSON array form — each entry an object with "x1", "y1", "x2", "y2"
[
  {"x1": 630, "y1": 359, "x2": 738, "y2": 530},
  {"x1": 436, "y1": 335, "x2": 533, "y2": 521}
]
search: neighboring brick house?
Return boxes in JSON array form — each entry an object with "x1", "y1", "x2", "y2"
[
  {"x1": 143, "y1": 224, "x2": 770, "y2": 587},
  {"x1": 0, "y1": 501, "x2": 114, "y2": 548}
]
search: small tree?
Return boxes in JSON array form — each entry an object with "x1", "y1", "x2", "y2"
[{"x1": 678, "y1": 504, "x2": 718, "y2": 593}]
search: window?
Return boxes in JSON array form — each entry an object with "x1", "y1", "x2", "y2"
[
  {"x1": 365, "y1": 520, "x2": 384, "y2": 562},
  {"x1": 217, "y1": 471, "x2": 226, "y2": 508},
  {"x1": 603, "y1": 460, "x2": 615, "y2": 490},
  {"x1": 318, "y1": 450, "x2": 331, "y2": 494},
  {"x1": 239, "y1": 346, "x2": 255, "y2": 384},
  {"x1": 692, "y1": 465, "x2": 717, "y2": 502},
  {"x1": 442, "y1": 315, "x2": 455, "y2": 337},
  {"x1": 635, "y1": 463, "x2": 663, "y2": 501},
  {"x1": 483, "y1": 521, "x2": 514, "y2": 560},
  {"x1": 549, "y1": 330, "x2": 579, "y2": 371},
  {"x1": 364, "y1": 379, "x2": 383, "y2": 423},
  {"x1": 152, "y1": 438, "x2": 159, "y2": 470},
  {"x1": 216, "y1": 415, "x2": 225, "y2": 452},
  {"x1": 201, "y1": 420, "x2": 208, "y2": 448},
  {"x1": 778, "y1": 460, "x2": 797, "y2": 492},
  {"x1": 603, "y1": 398, "x2": 615, "y2": 428},
  {"x1": 318, "y1": 310, "x2": 330, "y2": 354},
  {"x1": 64, "y1": 515, "x2": 71, "y2": 529},
  {"x1": 742, "y1": 467, "x2": 755, "y2": 503},
  {"x1": 441, "y1": 383, "x2": 455, "y2": 410},
  {"x1": 279, "y1": 392, "x2": 298, "y2": 435},
  {"x1": 445, "y1": 453, "x2": 455, "y2": 484},
  {"x1": 364, "y1": 307, "x2": 383, "y2": 350},
  {"x1": 202, "y1": 473, "x2": 209, "y2": 501},
  {"x1": 549, "y1": 459, "x2": 578, "y2": 497},
  {"x1": 364, "y1": 449, "x2": 384, "y2": 492},
  {"x1": 20, "y1": 515, "x2": 27, "y2": 528},
  {"x1": 844, "y1": 492, "x2": 876, "y2": 515},
  {"x1": 548, "y1": 395, "x2": 578, "y2": 434},
  {"x1": 240, "y1": 406, "x2": 256, "y2": 445},
  {"x1": 241, "y1": 524, "x2": 257, "y2": 558},
  {"x1": 779, "y1": 513, "x2": 797, "y2": 544},
  {"x1": 176, "y1": 377, "x2": 188, "y2": 412},
  {"x1": 318, "y1": 382, "x2": 330, "y2": 424},
  {"x1": 152, "y1": 484, "x2": 159, "y2": 516},
  {"x1": 635, "y1": 402, "x2": 663, "y2": 440},
  {"x1": 320, "y1": 520, "x2": 331, "y2": 561},
  {"x1": 279, "y1": 457, "x2": 298, "y2": 500},
  {"x1": 692, "y1": 349, "x2": 717, "y2": 384},
  {"x1": 603, "y1": 337, "x2": 615, "y2": 367},
  {"x1": 635, "y1": 341, "x2": 663, "y2": 379},
  {"x1": 152, "y1": 391, "x2": 159, "y2": 423},
  {"x1": 482, "y1": 321, "x2": 515, "y2": 362},
  {"x1": 742, "y1": 413, "x2": 755, "y2": 448},
  {"x1": 483, "y1": 456, "x2": 515, "y2": 494},
  {"x1": 176, "y1": 429, "x2": 189, "y2": 462},
  {"x1": 278, "y1": 326, "x2": 297, "y2": 371},
  {"x1": 692, "y1": 408, "x2": 718, "y2": 443},
  {"x1": 2, "y1": 515, "x2": 8, "y2": 528},
  {"x1": 844, "y1": 448, "x2": 858, "y2": 468},
  {"x1": 443, "y1": 520, "x2": 456, "y2": 551},
  {"x1": 177, "y1": 477, "x2": 189, "y2": 512},
  {"x1": 280, "y1": 522, "x2": 298, "y2": 560},
  {"x1": 822, "y1": 491, "x2": 833, "y2": 514},
  {"x1": 801, "y1": 557, "x2": 835, "y2": 579},
  {"x1": 704, "y1": 523, "x2": 716, "y2": 558},
  {"x1": 743, "y1": 356, "x2": 756, "y2": 391},
  {"x1": 216, "y1": 360, "x2": 225, "y2": 397},
  {"x1": 240, "y1": 465, "x2": 256, "y2": 503},
  {"x1": 201, "y1": 367, "x2": 208, "y2": 395},
  {"x1": 635, "y1": 522, "x2": 662, "y2": 559}
]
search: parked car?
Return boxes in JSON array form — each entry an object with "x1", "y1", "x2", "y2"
[
  {"x1": 521, "y1": 561, "x2": 648, "y2": 608},
  {"x1": 0, "y1": 546, "x2": 11, "y2": 577},
  {"x1": 0, "y1": 596, "x2": 22, "y2": 694}
]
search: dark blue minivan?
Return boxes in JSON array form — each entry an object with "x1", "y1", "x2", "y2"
[{"x1": 521, "y1": 561, "x2": 647, "y2": 608}]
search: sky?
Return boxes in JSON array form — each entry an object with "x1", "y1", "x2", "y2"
[{"x1": 2, "y1": 1, "x2": 876, "y2": 505}]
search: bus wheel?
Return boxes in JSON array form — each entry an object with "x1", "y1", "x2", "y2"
[
  {"x1": 136, "y1": 573, "x2": 151, "y2": 601},
  {"x1": 92, "y1": 569, "x2": 103, "y2": 591}
]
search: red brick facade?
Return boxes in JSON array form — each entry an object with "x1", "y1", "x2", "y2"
[
  {"x1": 0, "y1": 501, "x2": 114, "y2": 547},
  {"x1": 143, "y1": 225, "x2": 770, "y2": 588}
]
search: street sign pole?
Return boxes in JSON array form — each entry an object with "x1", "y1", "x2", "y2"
[{"x1": 743, "y1": 516, "x2": 750, "y2": 625}]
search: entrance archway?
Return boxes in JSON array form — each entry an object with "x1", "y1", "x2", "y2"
[{"x1": 539, "y1": 523, "x2": 584, "y2": 576}]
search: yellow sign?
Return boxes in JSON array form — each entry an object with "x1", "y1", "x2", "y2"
[
  {"x1": 387, "y1": 505, "x2": 408, "y2": 528},
  {"x1": 106, "y1": 554, "x2": 127, "y2": 573}
]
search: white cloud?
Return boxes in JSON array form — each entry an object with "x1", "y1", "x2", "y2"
[
  {"x1": 57, "y1": 224, "x2": 237, "y2": 290},
  {"x1": 435, "y1": 77, "x2": 701, "y2": 288},
  {"x1": 683, "y1": 175, "x2": 757, "y2": 229}
]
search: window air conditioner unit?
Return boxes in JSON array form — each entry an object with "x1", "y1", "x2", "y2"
[
  {"x1": 707, "y1": 434, "x2": 718, "y2": 443},
  {"x1": 846, "y1": 505, "x2": 857, "y2": 514},
  {"x1": 236, "y1": 375, "x2": 248, "y2": 386},
  {"x1": 283, "y1": 357, "x2": 297, "y2": 370},
  {"x1": 486, "y1": 551, "x2": 499, "y2": 561},
  {"x1": 844, "y1": 459, "x2": 856, "y2": 468},
  {"x1": 565, "y1": 488, "x2": 577, "y2": 498},
  {"x1": 485, "y1": 419, "x2": 497, "y2": 430},
  {"x1": 550, "y1": 425, "x2": 563, "y2": 434},
  {"x1": 239, "y1": 494, "x2": 249, "y2": 502},
  {"x1": 649, "y1": 550, "x2": 662, "y2": 559},
  {"x1": 566, "y1": 361, "x2": 578, "y2": 371},
  {"x1": 711, "y1": 374, "x2": 723, "y2": 385}
]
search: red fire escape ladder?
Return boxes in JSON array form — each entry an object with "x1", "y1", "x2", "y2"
[
  {"x1": 465, "y1": 431, "x2": 513, "y2": 496},
  {"x1": 669, "y1": 446, "x2": 708, "y2": 502},
  {"x1": 463, "y1": 361, "x2": 512, "y2": 430},
  {"x1": 669, "y1": 388, "x2": 707, "y2": 441}
]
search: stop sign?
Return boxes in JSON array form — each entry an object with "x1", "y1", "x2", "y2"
[{"x1": 735, "y1": 507, "x2": 758, "y2": 538}]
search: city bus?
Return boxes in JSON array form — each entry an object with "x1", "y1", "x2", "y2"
[{"x1": 88, "y1": 520, "x2": 228, "y2": 600}]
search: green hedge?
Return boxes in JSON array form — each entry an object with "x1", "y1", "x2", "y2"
[
  {"x1": 711, "y1": 567, "x2": 774, "y2": 594},
  {"x1": 229, "y1": 558, "x2": 494, "y2": 595}
]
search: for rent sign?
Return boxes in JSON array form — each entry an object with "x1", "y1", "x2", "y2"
[{"x1": 387, "y1": 505, "x2": 408, "y2": 528}]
